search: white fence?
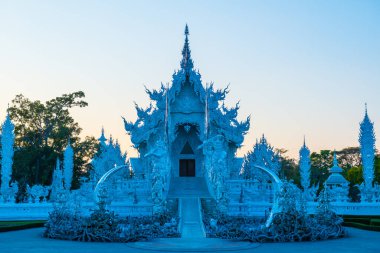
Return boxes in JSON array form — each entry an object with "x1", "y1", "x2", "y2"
[
  {"x1": 227, "y1": 201, "x2": 380, "y2": 217},
  {"x1": 1, "y1": 201, "x2": 380, "y2": 221},
  {"x1": 0, "y1": 202, "x2": 153, "y2": 221}
]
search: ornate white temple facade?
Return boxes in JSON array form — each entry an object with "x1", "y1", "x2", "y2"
[{"x1": 123, "y1": 25, "x2": 250, "y2": 212}]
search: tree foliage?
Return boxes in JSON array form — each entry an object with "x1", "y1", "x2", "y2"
[
  {"x1": 276, "y1": 149, "x2": 300, "y2": 186},
  {"x1": 7, "y1": 91, "x2": 98, "y2": 195}
]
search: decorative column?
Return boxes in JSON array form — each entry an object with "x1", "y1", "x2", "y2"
[
  {"x1": 63, "y1": 140, "x2": 74, "y2": 191},
  {"x1": 359, "y1": 104, "x2": 376, "y2": 202},
  {"x1": 299, "y1": 138, "x2": 311, "y2": 191},
  {"x1": 50, "y1": 158, "x2": 64, "y2": 202},
  {"x1": 1, "y1": 113, "x2": 16, "y2": 202}
]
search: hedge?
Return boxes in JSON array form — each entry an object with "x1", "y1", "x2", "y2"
[
  {"x1": 0, "y1": 220, "x2": 46, "y2": 232},
  {"x1": 343, "y1": 222, "x2": 380, "y2": 232}
]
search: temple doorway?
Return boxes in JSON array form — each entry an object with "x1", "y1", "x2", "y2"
[{"x1": 179, "y1": 159, "x2": 195, "y2": 177}]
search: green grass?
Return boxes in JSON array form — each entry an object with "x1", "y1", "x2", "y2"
[
  {"x1": 0, "y1": 220, "x2": 46, "y2": 232},
  {"x1": 342, "y1": 215, "x2": 380, "y2": 232}
]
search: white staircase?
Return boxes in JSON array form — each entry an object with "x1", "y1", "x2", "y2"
[
  {"x1": 168, "y1": 177, "x2": 211, "y2": 198},
  {"x1": 180, "y1": 197, "x2": 206, "y2": 238},
  {"x1": 168, "y1": 177, "x2": 210, "y2": 238}
]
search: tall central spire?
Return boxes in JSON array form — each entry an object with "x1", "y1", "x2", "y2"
[{"x1": 180, "y1": 24, "x2": 194, "y2": 72}]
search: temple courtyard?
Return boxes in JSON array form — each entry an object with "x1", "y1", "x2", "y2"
[{"x1": 0, "y1": 227, "x2": 379, "y2": 253}]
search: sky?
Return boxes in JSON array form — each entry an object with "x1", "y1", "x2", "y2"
[{"x1": 0, "y1": 1, "x2": 379, "y2": 159}]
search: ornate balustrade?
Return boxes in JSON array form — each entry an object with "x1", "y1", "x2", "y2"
[
  {"x1": 227, "y1": 201, "x2": 380, "y2": 217},
  {"x1": 0, "y1": 202, "x2": 153, "y2": 221}
]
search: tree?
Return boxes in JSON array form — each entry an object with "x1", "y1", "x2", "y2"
[
  {"x1": 310, "y1": 150, "x2": 333, "y2": 191},
  {"x1": 336, "y1": 147, "x2": 361, "y2": 169},
  {"x1": 8, "y1": 91, "x2": 98, "y2": 193},
  {"x1": 277, "y1": 149, "x2": 300, "y2": 186}
]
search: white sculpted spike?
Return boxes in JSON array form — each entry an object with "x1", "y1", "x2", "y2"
[
  {"x1": 63, "y1": 140, "x2": 74, "y2": 190},
  {"x1": 359, "y1": 104, "x2": 376, "y2": 189},
  {"x1": 299, "y1": 137, "x2": 311, "y2": 191},
  {"x1": 1, "y1": 113, "x2": 16, "y2": 202},
  {"x1": 298, "y1": 138, "x2": 317, "y2": 201},
  {"x1": 50, "y1": 158, "x2": 65, "y2": 202}
]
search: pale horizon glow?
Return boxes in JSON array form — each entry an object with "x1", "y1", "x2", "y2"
[{"x1": 0, "y1": 1, "x2": 379, "y2": 159}]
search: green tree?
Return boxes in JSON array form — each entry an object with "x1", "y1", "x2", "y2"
[
  {"x1": 277, "y1": 149, "x2": 300, "y2": 186},
  {"x1": 310, "y1": 150, "x2": 333, "y2": 191},
  {"x1": 375, "y1": 155, "x2": 380, "y2": 184},
  {"x1": 8, "y1": 91, "x2": 98, "y2": 195}
]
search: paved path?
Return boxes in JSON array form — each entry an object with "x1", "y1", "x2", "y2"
[{"x1": 1, "y1": 227, "x2": 380, "y2": 253}]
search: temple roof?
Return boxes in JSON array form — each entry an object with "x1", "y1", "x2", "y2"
[
  {"x1": 180, "y1": 24, "x2": 194, "y2": 72},
  {"x1": 326, "y1": 152, "x2": 349, "y2": 185},
  {"x1": 123, "y1": 26, "x2": 250, "y2": 147}
]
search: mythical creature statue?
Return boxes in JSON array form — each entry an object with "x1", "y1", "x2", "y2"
[
  {"x1": 200, "y1": 135, "x2": 228, "y2": 212},
  {"x1": 145, "y1": 139, "x2": 170, "y2": 214}
]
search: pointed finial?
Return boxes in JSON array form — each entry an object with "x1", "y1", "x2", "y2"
[
  {"x1": 98, "y1": 127, "x2": 107, "y2": 144},
  {"x1": 5, "y1": 103, "x2": 11, "y2": 118},
  {"x1": 365, "y1": 102, "x2": 368, "y2": 115},
  {"x1": 180, "y1": 24, "x2": 194, "y2": 72},
  {"x1": 303, "y1": 135, "x2": 306, "y2": 147},
  {"x1": 333, "y1": 150, "x2": 338, "y2": 166}
]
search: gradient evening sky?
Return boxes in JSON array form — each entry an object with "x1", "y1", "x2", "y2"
[{"x1": 0, "y1": 1, "x2": 379, "y2": 159}]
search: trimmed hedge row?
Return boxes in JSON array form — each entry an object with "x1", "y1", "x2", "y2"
[
  {"x1": 342, "y1": 216, "x2": 380, "y2": 232},
  {"x1": 370, "y1": 219, "x2": 380, "y2": 226},
  {"x1": 0, "y1": 221, "x2": 46, "y2": 232},
  {"x1": 343, "y1": 222, "x2": 380, "y2": 232}
]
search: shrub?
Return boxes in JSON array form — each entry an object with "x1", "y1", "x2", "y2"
[{"x1": 44, "y1": 200, "x2": 180, "y2": 242}]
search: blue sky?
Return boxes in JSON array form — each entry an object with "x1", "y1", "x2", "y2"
[{"x1": 0, "y1": 1, "x2": 379, "y2": 158}]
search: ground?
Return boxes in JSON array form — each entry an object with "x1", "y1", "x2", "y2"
[{"x1": 0, "y1": 227, "x2": 379, "y2": 253}]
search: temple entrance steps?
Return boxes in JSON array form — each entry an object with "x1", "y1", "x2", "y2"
[
  {"x1": 167, "y1": 177, "x2": 210, "y2": 238},
  {"x1": 167, "y1": 177, "x2": 211, "y2": 198},
  {"x1": 179, "y1": 197, "x2": 206, "y2": 238}
]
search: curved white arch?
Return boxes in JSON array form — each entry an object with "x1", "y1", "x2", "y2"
[
  {"x1": 252, "y1": 164, "x2": 283, "y2": 227},
  {"x1": 94, "y1": 165, "x2": 128, "y2": 203}
]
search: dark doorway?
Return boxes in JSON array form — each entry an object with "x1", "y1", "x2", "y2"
[{"x1": 179, "y1": 159, "x2": 195, "y2": 177}]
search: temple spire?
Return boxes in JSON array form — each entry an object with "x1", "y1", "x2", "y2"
[
  {"x1": 98, "y1": 127, "x2": 107, "y2": 147},
  {"x1": 299, "y1": 136, "x2": 311, "y2": 191},
  {"x1": 333, "y1": 151, "x2": 338, "y2": 167},
  {"x1": 180, "y1": 24, "x2": 194, "y2": 72},
  {"x1": 359, "y1": 103, "x2": 376, "y2": 191}
]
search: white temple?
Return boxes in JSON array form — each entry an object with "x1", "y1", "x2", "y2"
[
  {"x1": 0, "y1": 26, "x2": 379, "y2": 222},
  {"x1": 122, "y1": 25, "x2": 250, "y2": 213}
]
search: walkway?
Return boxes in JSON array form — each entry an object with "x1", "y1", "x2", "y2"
[{"x1": 0, "y1": 227, "x2": 379, "y2": 252}]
